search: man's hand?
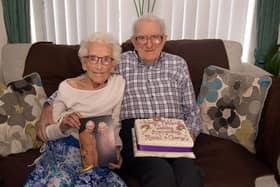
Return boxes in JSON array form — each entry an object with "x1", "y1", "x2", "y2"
[
  {"x1": 190, "y1": 132, "x2": 197, "y2": 142},
  {"x1": 108, "y1": 146, "x2": 123, "y2": 169},
  {"x1": 37, "y1": 104, "x2": 54, "y2": 142}
]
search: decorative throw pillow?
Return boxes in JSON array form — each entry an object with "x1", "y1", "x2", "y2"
[
  {"x1": 198, "y1": 65, "x2": 272, "y2": 153},
  {"x1": 0, "y1": 73, "x2": 46, "y2": 156}
]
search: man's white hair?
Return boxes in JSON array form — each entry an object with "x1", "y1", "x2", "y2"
[{"x1": 132, "y1": 14, "x2": 166, "y2": 35}]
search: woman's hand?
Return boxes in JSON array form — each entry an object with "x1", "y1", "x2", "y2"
[
  {"x1": 108, "y1": 146, "x2": 123, "y2": 169},
  {"x1": 60, "y1": 112, "x2": 82, "y2": 132}
]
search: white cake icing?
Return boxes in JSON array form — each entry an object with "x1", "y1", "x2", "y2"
[{"x1": 134, "y1": 118, "x2": 193, "y2": 148}]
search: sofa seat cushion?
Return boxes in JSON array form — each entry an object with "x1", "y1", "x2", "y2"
[
  {"x1": 0, "y1": 148, "x2": 40, "y2": 187},
  {"x1": 194, "y1": 133, "x2": 273, "y2": 187},
  {"x1": 0, "y1": 135, "x2": 273, "y2": 187}
]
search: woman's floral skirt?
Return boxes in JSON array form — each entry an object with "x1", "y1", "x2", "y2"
[{"x1": 24, "y1": 136, "x2": 127, "y2": 187}]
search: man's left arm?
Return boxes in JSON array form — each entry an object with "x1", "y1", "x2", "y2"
[{"x1": 180, "y1": 63, "x2": 202, "y2": 140}]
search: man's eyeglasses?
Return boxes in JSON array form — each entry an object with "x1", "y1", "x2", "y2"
[
  {"x1": 135, "y1": 35, "x2": 164, "y2": 45},
  {"x1": 83, "y1": 55, "x2": 114, "y2": 65}
]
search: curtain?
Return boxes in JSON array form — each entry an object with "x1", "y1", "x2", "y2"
[
  {"x1": 254, "y1": 0, "x2": 280, "y2": 69},
  {"x1": 0, "y1": 0, "x2": 7, "y2": 45},
  {"x1": 2, "y1": 0, "x2": 30, "y2": 43},
  {"x1": 31, "y1": 0, "x2": 255, "y2": 62}
]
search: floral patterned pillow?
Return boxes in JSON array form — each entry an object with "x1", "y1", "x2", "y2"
[
  {"x1": 0, "y1": 73, "x2": 46, "y2": 156},
  {"x1": 198, "y1": 65, "x2": 272, "y2": 153}
]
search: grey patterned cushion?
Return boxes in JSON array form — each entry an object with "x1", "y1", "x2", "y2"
[
  {"x1": 198, "y1": 65, "x2": 272, "y2": 153},
  {"x1": 0, "y1": 73, "x2": 46, "y2": 156}
]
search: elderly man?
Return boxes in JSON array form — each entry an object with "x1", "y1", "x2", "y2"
[
  {"x1": 38, "y1": 15, "x2": 202, "y2": 187},
  {"x1": 116, "y1": 15, "x2": 202, "y2": 187}
]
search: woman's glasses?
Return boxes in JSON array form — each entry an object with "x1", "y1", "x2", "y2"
[{"x1": 83, "y1": 55, "x2": 114, "y2": 65}]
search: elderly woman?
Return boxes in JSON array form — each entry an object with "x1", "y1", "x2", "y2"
[{"x1": 24, "y1": 32, "x2": 126, "y2": 187}]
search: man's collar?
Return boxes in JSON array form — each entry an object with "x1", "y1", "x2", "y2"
[{"x1": 132, "y1": 50, "x2": 163, "y2": 65}]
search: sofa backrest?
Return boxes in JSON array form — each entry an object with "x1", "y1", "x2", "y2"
[
  {"x1": 23, "y1": 42, "x2": 83, "y2": 96},
  {"x1": 124, "y1": 39, "x2": 230, "y2": 96},
  {"x1": 23, "y1": 39, "x2": 230, "y2": 97},
  {"x1": 164, "y1": 39, "x2": 229, "y2": 95}
]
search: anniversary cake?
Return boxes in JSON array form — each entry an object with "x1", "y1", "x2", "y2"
[{"x1": 132, "y1": 117, "x2": 195, "y2": 158}]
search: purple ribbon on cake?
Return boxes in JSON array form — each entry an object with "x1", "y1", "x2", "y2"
[{"x1": 137, "y1": 144, "x2": 193, "y2": 152}]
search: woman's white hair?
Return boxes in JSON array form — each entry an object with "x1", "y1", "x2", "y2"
[
  {"x1": 132, "y1": 14, "x2": 166, "y2": 35},
  {"x1": 78, "y1": 32, "x2": 121, "y2": 65}
]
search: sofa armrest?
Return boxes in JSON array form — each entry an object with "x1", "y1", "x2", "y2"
[
  {"x1": 256, "y1": 76, "x2": 280, "y2": 182},
  {"x1": 1, "y1": 43, "x2": 31, "y2": 84},
  {"x1": 241, "y1": 63, "x2": 272, "y2": 77},
  {"x1": 223, "y1": 40, "x2": 243, "y2": 72},
  {"x1": 255, "y1": 175, "x2": 278, "y2": 187}
]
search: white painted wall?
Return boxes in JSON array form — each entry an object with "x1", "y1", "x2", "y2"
[{"x1": 0, "y1": 0, "x2": 8, "y2": 82}]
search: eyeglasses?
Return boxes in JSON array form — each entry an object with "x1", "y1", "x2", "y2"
[
  {"x1": 134, "y1": 34, "x2": 164, "y2": 45},
  {"x1": 83, "y1": 55, "x2": 114, "y2": 65}
]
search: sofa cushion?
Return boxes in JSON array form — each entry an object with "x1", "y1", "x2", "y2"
[
  {"x1": 194, "y1": 133, "x2": 273, "y2": 187},
  {"x1": 256, "y1": 76, "x2": 280, "y2": 182},
  {"x1": 198, "y1": 66, "x2": 272, "y2": 153},
  {"x1": 23, "y1": 40, "x2": 229, "y2": 98},
  {"x1": 0, "y1": 73, "x2": 46, "y2": 156},
  {"x1": 121, "y1": 39, "x2": 229, "y2": 96},
  {"x1": 0, "y1": 148, "x2": 40, "y2": 187},
  {"x1": 23, "y1": 42, "x2": 84, "y2": 97}
]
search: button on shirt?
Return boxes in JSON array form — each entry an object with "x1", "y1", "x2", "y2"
[{"x1": 115, "y1": 50, "x2": 202, "y2": 136}]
